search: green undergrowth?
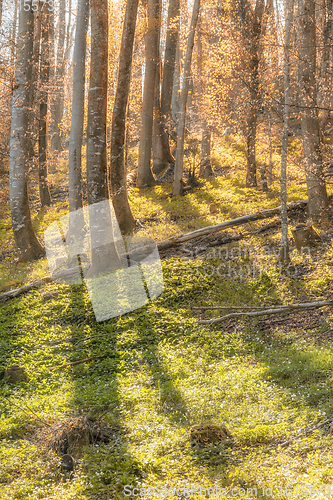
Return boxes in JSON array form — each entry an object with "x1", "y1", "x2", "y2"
[
  {"x1": 0, "y1": 251, "x2": 333, "y2": 498},
  {"x1": 1, "y1": 133, "x2": 333, "y2": 498}
]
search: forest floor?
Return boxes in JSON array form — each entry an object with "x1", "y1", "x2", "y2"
[{"x1": 1, "y1": 131, "x2": 333, "y2": 499}]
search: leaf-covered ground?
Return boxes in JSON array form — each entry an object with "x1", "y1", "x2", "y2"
[{"x1": 1, "y1": 132, "x2": 333, "y2": 499}]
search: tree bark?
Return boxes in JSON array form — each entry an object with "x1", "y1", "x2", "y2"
[
  {"x1": 51, "y1": 0, "x2": 66, "y2": 151},
  {"x1": 68, "y1": 0, "x2": 89, "y2": 214},
  {"x1": 110, "y1": 0, "x2": 139, "y2": 233},
  {"x1": 9, "y1": 6, "x2": 45, "y2": 261},
  {"x1": 297, "y1": 0, "x2": 328, "y2": 221},
  {"x1": 137, "y1": 0, "x2": 159, "y2": 188},
  {"x1": 280, "y1": 0, "x2": 294, "y2": 263},
  {"x1": 318, "y1": 0, "x2": 333, "y2": 133},
  {"x1": 200, "y1": 121, "x2": 213, "y2": 178},
  {"x1": 171, "y1": 40, "x2": 181, "y2": 131},
  {"x1": 152, "y1": 0, "x2": 180, "y2": 172},
  {"x1": 87, "y1": 0, "x2": 108, "y2": 202},
  {"x1": 173, "y1": 0, "x2": 201, "y2": 196},
  {"x1": 39, "y1": 7, "x2": 52, "y2": 207}
]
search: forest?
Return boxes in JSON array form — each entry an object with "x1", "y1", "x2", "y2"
[{"x1": 1, "y1": 0, "x2": 333, "y2": 498}]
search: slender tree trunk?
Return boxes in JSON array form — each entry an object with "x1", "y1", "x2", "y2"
[
  {"x1": 68, "y1": 0, "x2": 89, "y2": 213},
  {"x1": 161, "y1": 0, "x2": 180, "y2": 131},
  {"x1": 245, "y1": 49, "x2": 260, "y2": 187},
  {"x1": 9, "y1": 6, "x2": 45, "y2": 261},
  {"x1": 197, "y1": 16, "x2": 212, "y2": 178},
  {"x1": 11, "y1": 0, "x2": 18, "y2": 66},
  {"x1": 298, "y1": 0, "x2": 328, "y2": 221},
  {"x1": 153, "y1": 40, "x2": 174, "y2": 175},
  {"x1": 152, "y1": 0, "x2": 180, "y2": 172},
  {"x1": 39, "y1": 7, "x2": 52, "y2": 207},
  {"x1": 51, "y1": 0, "x2": 66, "y2": 151},
  {"x1": 110, "y1": 0, "x2": 139, "y2": 233},
  {"x1": 318, "y1": 0, "x2": 332, "y2": 133},
  {"x1": 173, "y1": 0, "x2": 201, "y2": 196},
  {"x1": 280, "y1": 0, "x2": 294, "y2": 264},
  {"x1": 171, "y1": 40, "x2": 181, "y2": 132},
  {"x1": 27, "y1": 10, "x2": 41, "y2": 158},
  {"x1": 200, "y1": 121, "x2": 213, "y2": 178},
  {"x1": 137, "y1": 0, "x2": 159, "y2": 188},
  {"x1": 268, "y1": 113, "x2": 273, "y2": 185}
]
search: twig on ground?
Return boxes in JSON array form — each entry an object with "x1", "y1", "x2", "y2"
[
  {"x1": 196, "y1": 300, "x2": 333, "y2": 325},
  {"x1": 1, "y1": 395, "x2": 51, "y2": 427},
  {"x1": 49, "y1": 357, "x2": 98, "y2": 371},
  {"x1": 192, "y1": 305, "x2": 280, "y2": 311},
  {"x1": 271, "y1": 418, "x2": 333, "y2": 449}
]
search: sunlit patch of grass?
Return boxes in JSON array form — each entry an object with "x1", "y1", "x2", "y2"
[{"x1": 2, "y1": 136, "x2": 333, "y2": 497}]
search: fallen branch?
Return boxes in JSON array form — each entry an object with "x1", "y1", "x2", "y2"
[
  {"x1": 193, "y1": 305, "x2": 278, "y2": 311},
  {"x1": 271, "y1": 417, "x2": 333, "y2": 449},
  {"x1": 157, "y1": 199, "x2": 308, "y2": 250},
  {"x1": 49, "y1": 356, "x2": 98, "y2": 371},
  {"x1": 197, "y1": 300, "x2": 333, "y2": 325},
  {"x1": 0, "y1": 267, "x2": 83, "y2": 303}
]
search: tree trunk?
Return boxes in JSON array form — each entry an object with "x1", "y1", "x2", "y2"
[
  {"x1": 200, "y1": 121, "x2": 213, "y2": 178},
  {"x1": 161, "y1": 0, "x2": 180, "y2": 131},
  {"x1": 51, "y1": 0, "x2": 66, "y2": 151},
  {"x1": 137, "y1": 0, "x2": 159, "y2": 188},
  {"x1": 68, "y1": 0, "x2": 89, "y2": 213},
  {"x1": 110, "y1": 0, "x2": 139, "y2": 233},
  {"x1": 171, "y1": 40, "x2": 181, "y2": 131},
  {"x1": 9, "y1": 6, "x2": 45, "y2": 261},
  {"x1": 155, "y1": 0, "x2": 180, "y2": 170},
  {"x1": 39, "y1": 7, "x2": 52, "y2": 207},
  {"x1": 173, "y1": 0, "x2": 201, "y2": 196},
  {"x1": 298, "y1": 0, "x2": 328, "y2": 221},
  {"x1": 268, "y1": 113, "x2": 273, "y2": 185},
  {"x1": 318, "y1": 0, "x2": 332, "y2": 133},
  {"x1": 86, "y1": 0, "x2": 108, "y2": 203},
  {"x1": 153, "y1": 46, "x2": 174, "y2": 175},
  {"x1": 86, "y1": 0, "x2": 122, "y2": 277},
  {"x1": 27, "y1": 10, "x2": 41, "y2": 158},
  {"x1": 280, "y1": 0, "x2": 294, "y2": 263}
]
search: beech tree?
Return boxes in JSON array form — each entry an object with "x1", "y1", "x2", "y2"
[
  {"x1": 280, "y1": 0, "x2": 295, "y2": 264},
  {"x1": 51, "y1": 0, "x2": 66, "y2": 151},
  {"x1": 137, "y1": 0, "x2": 159, "y2": 188},
  {"x1": 173, "y1": 0, "x2": 201, "y2": 196},
  {"x1": 110, "y1": 0, "x2": 139, "y2": 234},
  {"x1": 68, "y1": 0, "x2": 90, "y2": 214},
  {"x1": 297, "y1": 0, "x2": 329, "y2": 221},
  {"x1": 39, "y1": 6, "x2": 52, "y2": 207},
  {"x1": 9, "y1": 5, "x2": 45, "y2": 261},
  {"x1": 152, "y1": 0, "x2": 180, "y2": 175}
]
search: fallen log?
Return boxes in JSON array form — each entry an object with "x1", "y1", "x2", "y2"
[
  {"x1": 196, "y1": 300, "x2": 333, "y2": 325},
  {"x1": 0, "y1": 197, "x2": 312, "y2": 303},
  {"x1": 157, "y1": 199, "x2": 308, "y2": 250},
  {"x1": 0, "y1": 267, "x2": 83, "y2": 303}
]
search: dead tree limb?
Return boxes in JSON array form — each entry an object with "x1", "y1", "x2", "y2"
[
  {"x1": 0, "y1": 267, "x2": 83, "y2": 303},
  {"x1": 271, "y1": 418, "x2": 333, "y2": 449},
  {"x1": 49, "y1": 356, "x2": 98, "y2": 371},
  {"x1": 192, "y1": 305, "x2": 277, "y2": 311},
  {"x1": 157, "y1": 199, "x2": 308, "y2": 250},
  {"x1": 197, "y1": 300, "x2": 333, "y2": 325}
]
